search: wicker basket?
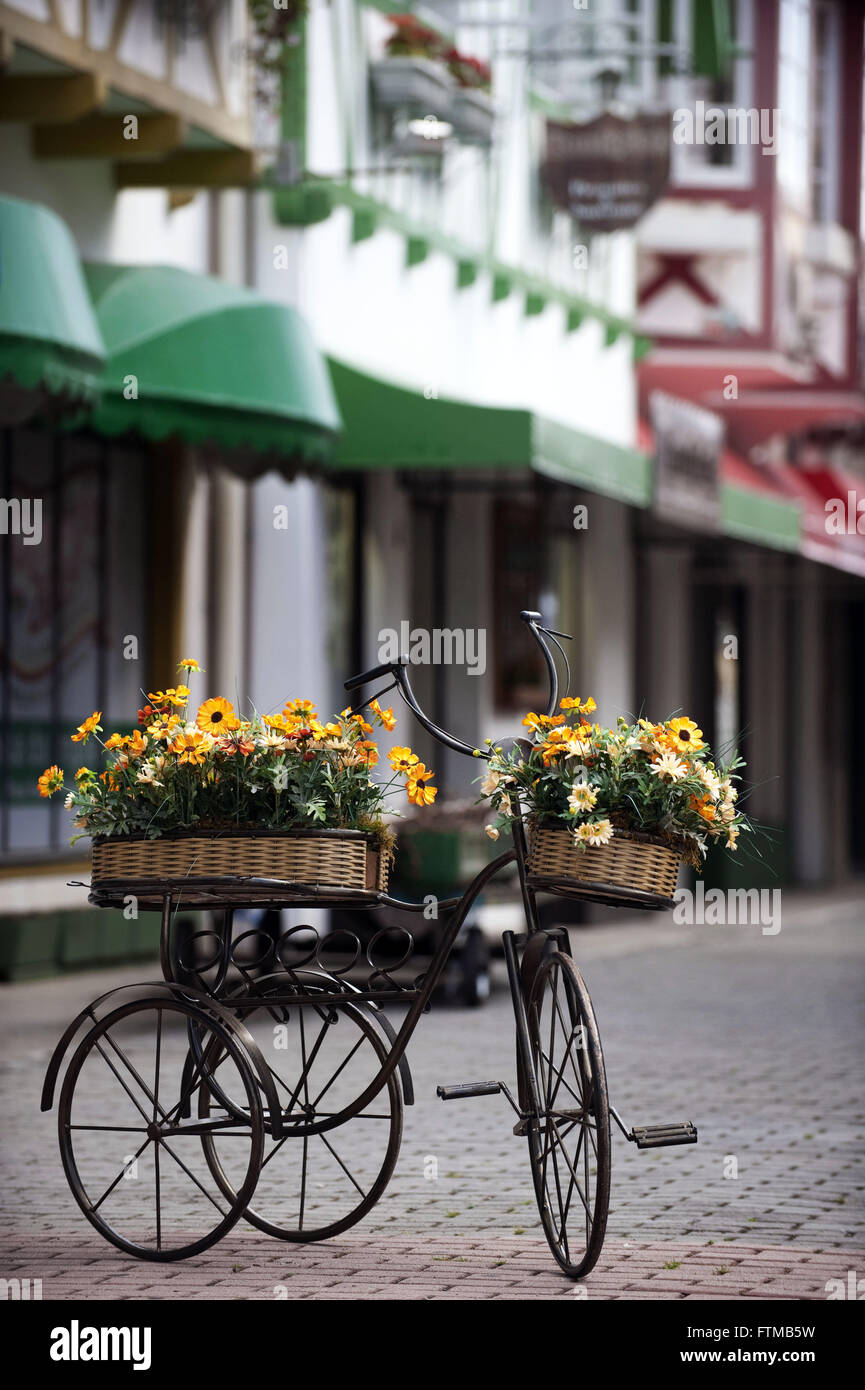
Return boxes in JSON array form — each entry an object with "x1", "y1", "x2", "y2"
[
  {"x1": 527, "y1": 824, "x2": 681, "y2": 903},
  {"x1": 91, "y1": 829, "x2": 390, "y2": 895}
]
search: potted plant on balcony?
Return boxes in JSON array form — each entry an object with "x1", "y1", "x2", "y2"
[
  {"x1": 38, "y1": 661, "x2": 437, "y2": 898},
  {"x1": 447, "y1": 50, "x2": 494, "y2": 145},
  {"x1": 478, "y1": 698, "x2": 752, "y2": 905},
  {"x1": 370, "y1": 15, "x2": 452, "y2": 115}
]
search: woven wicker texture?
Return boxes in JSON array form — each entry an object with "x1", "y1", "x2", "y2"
[
  {"x1": 527, "y1": 825, "x2": 680, "y2": 897},
  {"x1": 91, "y1": 833, "x2": 388, "y2": 893}
]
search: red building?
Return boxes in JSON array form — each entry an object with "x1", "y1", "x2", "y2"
[{"x1": 635, "y1": 0, "x2": 865, "y2": 887}]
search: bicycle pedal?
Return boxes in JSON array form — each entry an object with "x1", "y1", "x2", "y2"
[
  {"x1": 632, "y1": 1121, "x2": 698, "y2": 1149},
  {"x1": 437, "y1": 1081, "x2": 502, "y2": 1101}
]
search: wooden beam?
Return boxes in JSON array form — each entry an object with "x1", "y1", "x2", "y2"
[
  {"x1": 0, "y1": 71, "x2": 107, "y2": 122},
  {"x1": 33, "y1": 112, "x2": 186, "y2": 159},
  {"x1": 114, "y1": 148, "x2": 258, "y2": 188},
  {"x1": 0, "y1": 3, "x2": 251, "y2": 149}
]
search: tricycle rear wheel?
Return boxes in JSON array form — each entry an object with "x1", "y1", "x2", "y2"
[
  {"x1": 58, "y1": 996, "x2": 264, "y2": 1261},
  {"x1": 199, "y1": 981, "x2": 403, "y2": 1241}
]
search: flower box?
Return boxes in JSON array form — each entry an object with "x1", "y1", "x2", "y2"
[
  {"x1": 527, "y1": 824, "x2": 681, "y2": 904},
  {"x1": 90, "y1": 827, "x2": 390, "y2": 898},
  {"x1": 450, "y1": 88, "x2": 495, "y2": 145},
  {"x1": 40, "y1": 661, "x2": 438, "y2": 906},
  {"x1": 370, "y1": 56, "x2": 452, "y2": 116}
]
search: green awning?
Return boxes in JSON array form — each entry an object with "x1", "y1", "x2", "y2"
[
  {"x1": 0, "y1": 195, "x2": 105, "y2": 417},
  {"x1": 721, "y1": 483, "x2": 801, "y2": 552},
  {"x1": 84, "y1": 264, "x2": 340, "y2": 466},
  {"x1": 328, "y1": 359, "x2": 652, "y2": 506}
]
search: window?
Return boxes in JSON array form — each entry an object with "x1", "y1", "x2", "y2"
[
  {"x1": 810, "y1": 0, "x2": 841, "y2": 222},
  {"x1": 0, "y1": 430, "x2": 149, "y2": 855},
  {"x1": 492, "y1": 498, "x2": 548, "y2": 711},
  {"x1": 778, "y1": 0, "x2": 813, "y2": 210},
  {"x1": 670, "y1": 0, "x2": 757, "y2": 189}
]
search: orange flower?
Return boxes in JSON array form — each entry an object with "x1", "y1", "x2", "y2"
[
  {"x1": 355, "y1": 739, "x2": 379, "y2": 767},
  {"x1": 195, "y1": 697, "x2": 238, "y2": 735},
  {"x1": 370, "y1": 699, "x2": 396, "y2": 731},
  {"x1": 126, "y1": 730, "x2": 147, "y2": 758},
  {"x1": 71, "y1": 711, "x2": 101, "y2": 744},
  {"x1": 689, "y1": 794, "x2": 716, "y2": 824},
  {"x1": 284, "y1": 698, "x2": 317, "y2": 719},
  {"x1": 216, "y1": 732, "x2": 255, "y2": 757},
  {"x1": 406, "y1": 764, "x2": 437, "y2": 806},
  {"x1": 560, "y1": 696, "x2": 597, "y2": 715},
  {"x1": 37, "y1": 765, "x2": 64, "y2": 798},
  {"x1": 104, "y1": 733, "x2": 130, "y2": 751}
]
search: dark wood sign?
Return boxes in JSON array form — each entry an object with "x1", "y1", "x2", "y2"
[{"x1": 542, "y1": 113, "x2": 671, "y2": 232}]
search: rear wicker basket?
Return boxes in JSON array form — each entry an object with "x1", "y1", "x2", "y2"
[
  {"x1": 91, "y1": 829, "x2": 390, "y2": 895},
  {"x1": 527, "y1": 824, "x2": 681, "y2": 903}
]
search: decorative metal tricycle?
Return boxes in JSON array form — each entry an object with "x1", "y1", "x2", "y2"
[{"x1": 42, "y1": 612, "x2": 697, "y2": 1277}]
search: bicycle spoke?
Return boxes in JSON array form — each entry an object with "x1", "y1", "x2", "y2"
[{"x1": 157, "y1": 1138, "x2": 231, "y2": 1218}]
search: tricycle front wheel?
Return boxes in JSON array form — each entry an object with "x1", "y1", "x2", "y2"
[{"x1": 523, "y1": 952, "x2": 611, "y2": 1279}]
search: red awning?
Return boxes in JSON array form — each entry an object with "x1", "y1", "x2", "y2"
[
  {"x1": 640, "y1": 410, "x2": 865, "y2": 573},
  {"x1": 718, "y1": 391, "x2": 865, "y2": 452},
  {"x1": 770, "y1": 462, "x2": 865, "y2": 577},
  {"x1": 638, "y1": 356, "x2": 865, "y2": 453}
]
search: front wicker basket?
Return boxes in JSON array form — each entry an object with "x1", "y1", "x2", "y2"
[
  {"x1": 91, "y1": 829, "x2": 390, "y2": 896},
  {"x1": 527, "y1": 824, "x2": 681, "y2": 903}
]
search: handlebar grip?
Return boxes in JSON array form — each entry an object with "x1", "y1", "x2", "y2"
[{"x1": 344, "y1": 659, "x2": 399, "y2": 692}]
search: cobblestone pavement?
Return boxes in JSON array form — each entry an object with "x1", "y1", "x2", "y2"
[{"x1": 1, "y1": 886, "x2": 863, "y2": 1300}]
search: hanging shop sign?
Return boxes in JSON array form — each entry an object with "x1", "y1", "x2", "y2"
[
  {"x1": 650, "y1": 390, "x2": 722, "y2": 533},
  {"x1": 541, "y1": 113, "x2": 671, "y2": 233}
]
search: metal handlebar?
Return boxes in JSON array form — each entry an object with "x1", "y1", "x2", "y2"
[{"x1": 343, "y1": 611, "x2": 571, "y2": 760}]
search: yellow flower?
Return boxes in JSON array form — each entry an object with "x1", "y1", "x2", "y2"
[
  {"x1": 664, "y1": 717, "x2": 705, "y2": 754},
  {"x1": 74, "y1": 767, "x2": 94, "y2": 782},
  {"x1": 195, "y1": 697, "x2": 238, "y2": 735},
  {"x1": 388, "y1": 746, "x2": 418, "y2": 773},
  {"x1": 167, "y1": 685, "x2": 190, "y2": 708},
  {"x1": 71, "y1": 711, "x2": 101, "y2": 744},
  {"x1": 169, "y1": 731, "x2": 210, "y2": 765},
  {"x1": 147, "y1": 715, "x2": 181, "y2": 742},
  {"x1": 178, "y1": 658, "x2": 202, "y2": 673},
  {"x1": 406, "y1": 764, "x2": 437, "y2": 806},
  {"x1": 37, "y1": 765, "x2": 64, "y2": 798},
  {"x1": 104, "y1": 733, "x2": 130, "y2": 751}
]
